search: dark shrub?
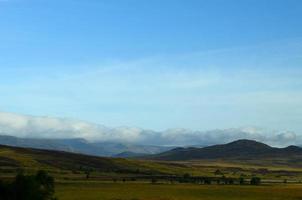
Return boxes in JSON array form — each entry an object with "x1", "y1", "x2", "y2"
[
  {"x1": 0, "y1": 170, "x2": 57, "y2": 200},
  {"x1": 204, "y1": 178, "x2": 211, "y2": 185},
  {"x1": 214, "y1": 169, "x2": 223, "y2": 176},
  {"x1": 250, "y1": 177, "x2": 261, "y2": 185},
  {"x1": 151, "y1": 177, "x2": 157, "y2": 184}
]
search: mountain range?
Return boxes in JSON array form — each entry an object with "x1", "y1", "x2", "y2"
[
  {"x1": 1, "y1": 134, "x2": 302, "y2": 165},
  {"x1": 148, "y1": 139, "x2": 302, "y2": 161},
  {"x1": 1, "y1": 135, "x2": 302, "y2": 174},
  {"x1": 0, "y1": 135, "x2": 173, "y2": 157}
]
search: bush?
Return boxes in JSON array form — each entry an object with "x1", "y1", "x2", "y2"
[
  {"x1": 239, "y1": 177, "x2": 245, "y2": 185},
  {"x1": 0, "y1": 170, "x2": 57, "y2": 200},
  {"x1": 151, "y1": 177, "x2": 157, "y2": 184},
  {"x1": 214, "y1": 169, "x2": 223, "y2": 176},
  {"x1": 250, "y1": 177, "x2": 261, "y2": 185}
]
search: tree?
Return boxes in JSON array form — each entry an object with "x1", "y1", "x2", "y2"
[
  {"x1": 250, "y1": 177, "x2": 261, "y2": 185},
  {"x1": 228, "y1": 179, "x2": 234, "y2": 185},
  {"x1": 85, "y1": 171, "x2": 90, "y2": 179},
  {"x1": 0, "y1": 180, "x2": 11, "y2": 200},
  {"x1": 214, "y1": 169, "x2": 223, "y2": 176},
  {"x1": 239, "y1": 177, "x2": 245, "y2": 185},
  {"x1": 35, "y1": 170, "x2": 55, "y2": 199},
  {"x1": 182, "y1": 173, "x2": 191, "y2": 183},
  {"x1": 0, "y1": 170, "x2": 57, "y2": 200},
  {"x1": 151, "y1": 177, "x2": 157, "y2": 184},
  {"x1": 204, "y1": 178, "x2": 211, "y2": 185}
]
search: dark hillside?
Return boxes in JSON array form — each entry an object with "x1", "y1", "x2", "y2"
[{"x1": 149, "y1": 139, "x2": 302, "y2": 161}]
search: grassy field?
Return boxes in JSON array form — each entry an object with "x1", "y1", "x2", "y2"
[{"x1": 56, "y1": 181, "x2": 302, "y2": 200}]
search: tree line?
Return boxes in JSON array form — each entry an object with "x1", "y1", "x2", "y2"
[{"x1": 109, "y1": 174, "x2": 262, "y2": 185}]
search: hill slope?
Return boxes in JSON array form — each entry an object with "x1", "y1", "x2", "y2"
[
  {"x1": 0, "y1": 144, "x2": 176, "y2": 175},
  {"x1": 149, "y1": 139, "x2": 302, "y2": 161},
  {"x1": 2, "y1": 142, "x2": 302, "y2": 180}
]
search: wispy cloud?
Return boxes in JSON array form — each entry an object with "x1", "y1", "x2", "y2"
[{"x1": 1, "y1": 38, "x2": 302, "y2": 132}]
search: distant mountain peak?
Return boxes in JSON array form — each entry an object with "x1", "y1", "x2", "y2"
[
  {"x1": 226, "y1": 139, "x2": 271, "y2": 148},
  {"x1": 283, "y1": 145, "x2": 302, "y2": 152},
  {"x1": 0, "y1": 135, "x2": 172, "y2": 157}
]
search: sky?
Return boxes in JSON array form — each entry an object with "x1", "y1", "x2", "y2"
[{"x1": 0, "y1": 0, "x2": 302, "y2": 141}]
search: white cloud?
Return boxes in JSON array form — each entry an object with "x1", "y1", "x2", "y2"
[{"x1": 0, "y1": 111, "x2": 300, "y2": 147}]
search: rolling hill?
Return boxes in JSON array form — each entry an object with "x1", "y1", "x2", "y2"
[
  {"x1": 0, "y1": 144, "x2": 174, "y2": 176},
  {"x1": 148, "y1": 139, "x2": 302, "y2": 161},
  {"x1": 2, "y1": 140, "x2": 302, "y2": 180}
]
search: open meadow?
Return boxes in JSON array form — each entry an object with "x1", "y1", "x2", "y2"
[{"x1": 56, "y1": 181, "x2": 302, "y2": 200}]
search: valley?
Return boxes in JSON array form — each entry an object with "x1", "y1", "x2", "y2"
[{"x1": 1, "y1": 140, "x2": 302, "y2": 199}]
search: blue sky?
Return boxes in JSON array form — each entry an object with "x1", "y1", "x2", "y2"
[{"x1": 1, "y1": 0, "x2": 302, "y2": 133}]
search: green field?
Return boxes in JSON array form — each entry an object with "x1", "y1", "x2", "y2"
[{"x1": 56, "y1": 181, "x2": 302, "y2": 200}]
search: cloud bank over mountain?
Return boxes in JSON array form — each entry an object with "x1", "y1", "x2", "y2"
[{"x1": 0, "y1": 111, "x2": 300, "y2": 147}]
